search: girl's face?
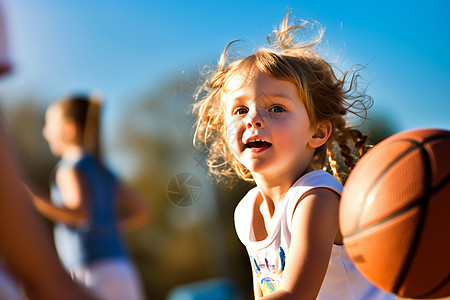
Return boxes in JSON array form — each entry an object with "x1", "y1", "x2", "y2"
[
  {"x1": 42, "y1": 104, "x2": 71, "y2": 156},
  {"x1": 224, "y1": 69, "x2": 317, "y2": 181}
]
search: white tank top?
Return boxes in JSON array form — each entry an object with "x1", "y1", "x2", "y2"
[{"x1": 234, "y1": 170, "x2": 395, "y2": 299}]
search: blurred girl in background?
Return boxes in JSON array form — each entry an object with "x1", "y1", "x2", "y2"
[{"x1": 30, "y1": 93, "x2": 149, "y2": 300}]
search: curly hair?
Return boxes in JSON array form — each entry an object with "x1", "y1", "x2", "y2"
[{"x1": 193, "y1": 11, "x2": 372, "y2": 184}]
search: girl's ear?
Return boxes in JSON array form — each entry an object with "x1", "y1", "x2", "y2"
[
  {"x1": 308, "y1": 120, "x2": 332, "y2": 149},
  {"x1": 62, "y1": 121, "x2": 79, "y2": 143}
]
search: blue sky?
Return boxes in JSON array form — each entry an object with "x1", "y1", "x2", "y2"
[{"x1": 1, "y1": 0, "x2": 449, "y2": 133}]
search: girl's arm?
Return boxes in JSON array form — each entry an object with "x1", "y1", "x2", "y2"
[
  {"x1": 260, "y1": 188, "x2": 340, "y2": 300},
  {"x1": 30, "y1": 166, "x2": 88, "y2": 226},
  {"x1": 116, "y1": 183, "x2": 150, "y2": 232}
]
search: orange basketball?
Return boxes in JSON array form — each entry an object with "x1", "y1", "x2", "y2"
[{"x1": 339, "y1": 128, "x2": 450, "y2": 298}]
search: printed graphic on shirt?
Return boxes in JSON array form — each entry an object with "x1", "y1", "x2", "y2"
[{"x1": 252, "y1": 246, "x2": 286, "y2": 296}]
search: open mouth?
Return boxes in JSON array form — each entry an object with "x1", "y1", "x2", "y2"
[{"x1": 245, "y1": 139, "x2": 272, "y2": 150}]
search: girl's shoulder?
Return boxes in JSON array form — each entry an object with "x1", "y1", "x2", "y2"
[
  {"x1": 57, "y1": 152, "x2": 89, "y2": 169},
  {"x1": 55, "y1": 158, "x2": 78, "y2": 177},
  {"x1": 234, "y1": 186, "x2": 260, "y2": 244},
  {"x1": 235, "y1": 170, "x2": 342, "y2": 220},
  {"x1": 68, "y1": 154, "x2": 108, "y2": 175},
  {"x1": 56, "y1": 154, "x2": 102, "y2": 179},
  {"x1": 291, "y1": 170, "x2": 343, "y2": 195},
  {"x1": 234, "y1": 186, "x2": 259, "y2": 220},
  {"x1": 285, "y1": 170, "x2": 343, "y2": 231},
  {"x1": 234, "y1": 171, "x2": 343, "y2": 244}
]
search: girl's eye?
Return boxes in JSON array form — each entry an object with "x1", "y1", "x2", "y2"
[
  {"x1": 234, "y1": 107, "x2": 248, "y2": 115},
  {"x1": 269, "y1": 105, "x2": 286, "y2": 113}
]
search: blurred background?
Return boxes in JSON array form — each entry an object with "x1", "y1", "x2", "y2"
[{"x1": 0, "y1": 0, "x2": 449, "y2": 299}]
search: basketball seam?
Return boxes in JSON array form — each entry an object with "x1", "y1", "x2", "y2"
[
  {"x1": 345, "y1": 139, "x2": 418, "y2": 238},
  {"x1": 345, "y1": 135, "x2": 448, "y2": 237},
  {"x1": 341, "y1": 173, "x2": 448, "y2": 239},
  {"x1": 392, "y1": 141, "x2": 432, "y2": 294},
  {"x1": 414, "y1": 175, "x2": 450, "y2": 298},
  {"x1": 418, "y1": 273, "x2": 450, "y2": 298},
  {"x1": 433, "y1": 173, "x2": 450, "y2": 194},
  {"x1": 414, "y1": 131, "x2": 450, "y2": 297},
  {"x1": 422, "y1": 132, "x2": 450, "y2": 144}
]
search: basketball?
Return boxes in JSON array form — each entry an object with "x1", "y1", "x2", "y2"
[{"x1": 339, "y1": 128, "x2": 450, "y2": 298}]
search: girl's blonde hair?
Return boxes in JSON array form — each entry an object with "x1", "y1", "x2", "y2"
[{"x1": 193, "y1": 12, "x2": 372, "y2": 184}]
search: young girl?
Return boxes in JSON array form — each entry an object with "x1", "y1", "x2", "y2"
[
  {"x1": 30, "y1": 94, "x2": 149, "y2": 300},
  {"x1": 193, "y1": 12, "x2": 396, "y2": 300}
]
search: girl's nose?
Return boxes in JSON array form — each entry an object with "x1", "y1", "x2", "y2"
[{"x1": 246, "y1": 111, "x2": 264, "y2": 129}]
